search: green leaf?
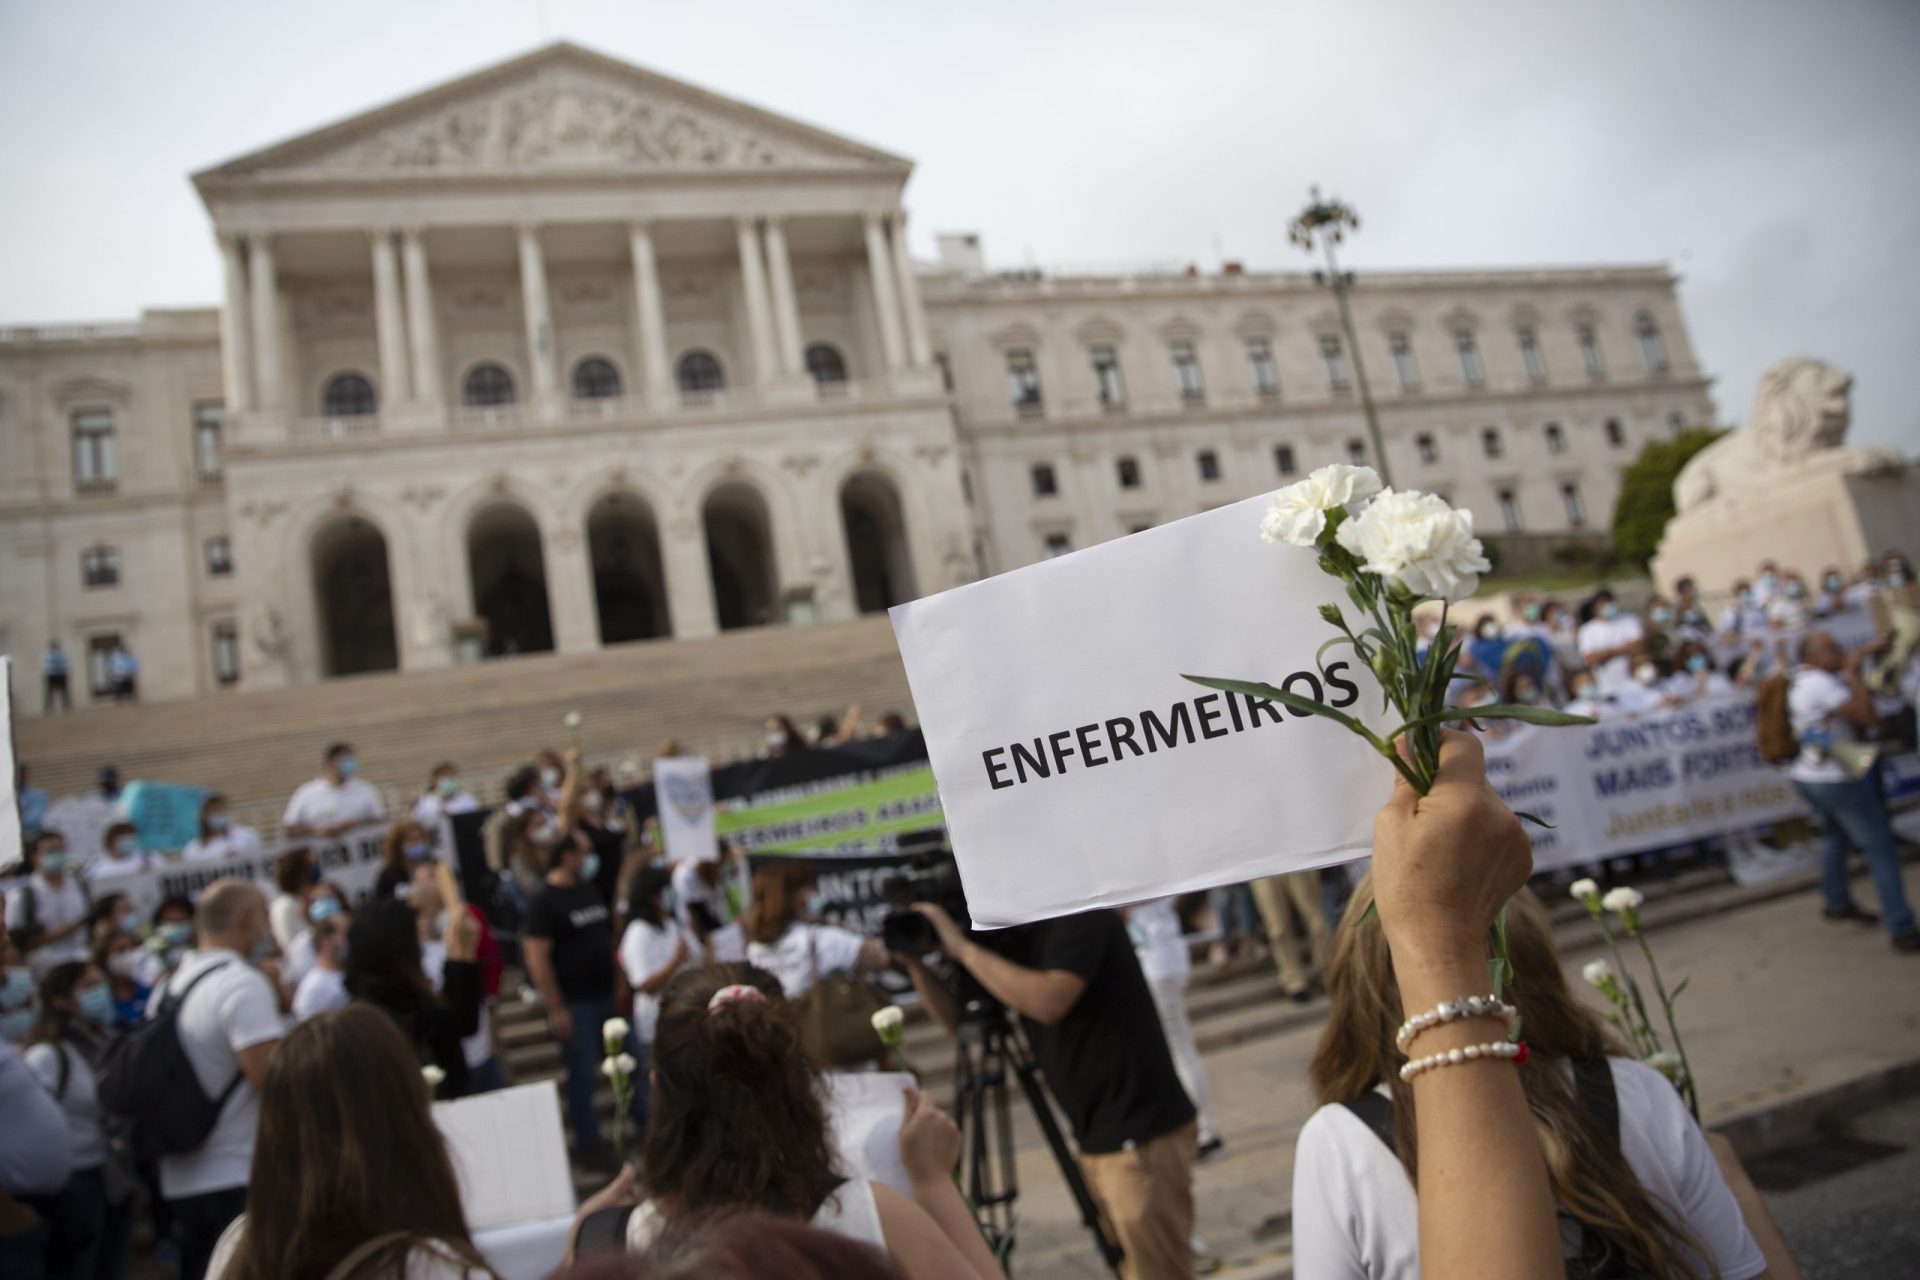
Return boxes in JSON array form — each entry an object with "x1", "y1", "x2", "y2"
[
  {"x1": 1669, "y1": 976, "x2": 1690, "y2": 1002},
  {"x1": 1182, "y1": 675, "x2": 1376, "y2": 743},
  {"x1": 1398, "y1": 703, "x2": 1597, "y2": 733},
  {"x1": 1315, "y1": 634, "x2": 1357, "y2": 669},
  {"x1": 1355, "y1": 901, "x2": 1378, "y2": 926},
  {"x1": 1513, "y1": 811, "x2": 1556, "y2": 829}
]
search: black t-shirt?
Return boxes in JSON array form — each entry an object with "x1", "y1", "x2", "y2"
[
  {"x1": 524, "y1": 880, "x2": 615, "y2": 1003},
  {"x1": 981, "y1": 909, "x2": 1195, "y2": 1155}
]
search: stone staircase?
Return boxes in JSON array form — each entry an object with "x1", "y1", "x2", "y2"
[{"x1": 15, "y1": 618, "x2": 915, "y2": 830}]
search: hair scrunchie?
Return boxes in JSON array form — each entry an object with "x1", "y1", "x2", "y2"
[{"x1": 706, "y1": 984, "x2": 768, "y2": 1014}]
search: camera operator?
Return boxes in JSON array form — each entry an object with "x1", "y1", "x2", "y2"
[{"x1": 899, "y1": 903, "x2": 1199, "y2": 1280}]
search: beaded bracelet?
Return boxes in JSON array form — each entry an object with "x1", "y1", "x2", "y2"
[
  {"x1": 1399, "y1": 1038, "x2": 1527, "y2": 1082},
  {"x1": 1395, "y1": 994, "x2": 1519, "y2": 1054}
]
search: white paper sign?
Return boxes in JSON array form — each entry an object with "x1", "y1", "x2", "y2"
[
  {"x1": 653, "y1": 756, "x2": 719, "y2": 864},
  {"x1": 824, "y1": 1071, "x2": 915, "y2": 1194},
  {"x1": 434, "y1": 1081, "x2": 575, "y2": 1231},
  {"x1": 890, "y1": 495, "x2": 1396, "y2": 928}
]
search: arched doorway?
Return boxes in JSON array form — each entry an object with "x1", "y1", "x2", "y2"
[
  {"x1": 467, "y1": 503, "x2": 554, "y2": 656},
  {"x1": 311, "y1": 515, "x2": 399, "y2": 676},
  {"x1": 587, "y1": 492, "x2": 669, "y2": 644},
  {"x1": 841, "y1": 472, "x2": 917, "y2": 614},
  {"x1": 703, "y1": 483, "x2": 778, "y2": 630}
]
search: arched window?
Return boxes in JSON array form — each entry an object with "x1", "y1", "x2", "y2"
[
  {"x1": 804, "y1": 343, "x2": 848, "y2": 384},
  {"x1": 571, "y1": 357, "x2": 622, "y2": 400},
  {"x1": 677, "y1": 351, "x2": 725, "y2": 393},
  {"x1": 322, "y1": 373, "x2": 375, "y2": 418},
  {"x1": 463, "y1": 363, "x2": 516, "y2": 407}
]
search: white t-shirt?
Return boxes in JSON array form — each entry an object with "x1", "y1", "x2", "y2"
[
  {"x1": 1662, "y1": 671, "x2": 1734, "y2": 702},
  {"x1": 1292, "y1": 1059, "x2": 1767, "y2": 1280},
  {"x1": 282, "y1": 928, "x2": 317, "y2": 988},
  {"x1": 281, "y1": 777, "x2": 386, "y2": 833},
  {"x1": 1787, "y1": 666, "x2": 1858, "y2": 785},
  {"x1": 617, "y1": 918, "x2": 696, "y2": 1042},
  {"x1": 290, "y1": 965, "x2": 348, "y2": 1022},
  {"x1": 746, "y1": 922, "x2": 867, "y2": 999},
  {"x1": 183, "y1": 826, "x2": 264, "y2": 864},
  {"x1": 707, "y1": 920, "x2": 747, "y2": 963},
  {"x1": 206, "y1": 1218, "x2": 488, "y2": 1280},
  {"x1": 84, "y1": 852, "x2": 147, "y2": 882},
  {"x1": 1127, "y1": 897, "x2": 1190, "y2": 984},
  {"x1": 670, "y1": 858, "x2": 717, "y2": 930},
  {"x1": 5, "y1": 874, "x2": 92, "y2": 977},
  {"x1": 269, "y1": 893, "x2": 308, "y2": 953},
  {"x1": 1577, "y1": 613, "x2": 1645, "y2": 696},
  {"x1": 151, "y1": 948, "x2": 286, "y2": 1199},
  {"x1": 23, "y1": 1040, "x2": 107, "y2": 1169},
  {"x1": 411, "y1": 791, "x2": 480, "y2": 827}
]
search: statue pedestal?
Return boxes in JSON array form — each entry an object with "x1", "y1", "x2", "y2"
[{"x1": 1653, "y1": 462, "x2": 1920, "y2": 594}]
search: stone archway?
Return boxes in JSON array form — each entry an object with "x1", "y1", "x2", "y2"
[
  {"x1": 311, "y1": 514, "x2": 400, "y2": 676},
  {"x1": 587, "y1": 491, "x2": 670, "y2": 644},
  {"x1": 840, "y1": 471, "x2": 918, "y2": 614},
  {"x1": 703, "y1": 483, "x2": 778, "y2": 630},
  {"x1": 467, "y1": 502, "x2": 555, "y2": 656}
]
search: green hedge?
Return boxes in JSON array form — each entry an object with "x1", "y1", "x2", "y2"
[{"x1": 1611, "y1": 428, "x2": 1725, "y2": 569}]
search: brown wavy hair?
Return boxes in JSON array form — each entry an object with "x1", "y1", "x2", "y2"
[
  {"x1": 1311, "y1": 883, "x2": 1707, "y2": 1280},
  {"x1": 641, "y1": 963, "x2": 842, "y2": 1220},
  {"x1": 231, "y1": 1003, "x2": 491, "y2": 1280},
  {"x1": 742, "y1": 862, "x2": 814, "y2": 946}
]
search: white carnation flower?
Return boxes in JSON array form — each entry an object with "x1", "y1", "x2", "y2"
[
  {"x1": 1334, "y1": 488, "x2": 1490, "y2": 601},
  {"x1": 1568, "y1": 878, "x2": 1599, "y2": 903},
  {"x1": 1259, "y1": 464, "x2": 1383, "y2": 547},
  {"x1": 601, "y1": 1054, "x2": 638, "y2": 1078},
  {"x1": 1645, "y1": 1050, "x2": 1684, "y2": 1082},
  {"x1": 1601, "y1": 887, "x2": 1645, "y2": 915},
  {"x1": 602, "y1": 1016, "x2": 631, "y2": 1043},
  {"x1": 420, "y1": 1065, "x2": 446, "y2": 1088},
  {"x1": 871, "y1": 1006, "x2": 904, "y2": 1037},
  {"x1": 1581, "y1": 959, "x2": 1615, "y2": 988}
]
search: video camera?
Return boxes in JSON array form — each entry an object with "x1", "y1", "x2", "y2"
[{"x1": 880, "y1": 829, "x2": 971, "y2": 955}]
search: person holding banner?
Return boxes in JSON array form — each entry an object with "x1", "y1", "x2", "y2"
[
  {"x1": 84, "y1": 824, "x2": 147, "y2": 882},
  {"x1": 281, "y1": 743, "x2": 385, "y2": 840},
  {"x1": 411, "y1": 762, "x2": 480, "y2": 828},
  {"x1": 182, "y1": 797, "x2": 262, "y2": 865},
  {"x1": 6, "y1": 833, "x2": 92, "y2": 980}
]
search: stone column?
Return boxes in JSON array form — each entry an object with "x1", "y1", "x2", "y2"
[
  {"x1": 516, "y1": 224, "x2": 558, "y2": 409},
  {"x1": 762, "y1": 218, "x2": 805, "y2": 376},
  {"x1": 248, "y1": 235, "x2": 285, "y2": 411},
  {"x1": 628, "y1": 223, "x2": 673, "y2": 408},
  {"x1": 862, "y1": 213, "x2": 906, "y2": 371},
  {"x1": 545, "y1": 528, "x2": 600, "y2": 655},
  {"x1": 888, "y1": 212, "x2": 933, "y2": 369},
  {"x1": 217, "y1": 234, "x2": 254, "y2": 412},
  {"x1": 370, "y1": 230, "x2": 411, "y2": 406},
  {"x1": 735, "y1": 218, "x2": 778, "y2": 385},
  {"x1": 401, "y1": 229, "x2": 442, "y2": 410},
  {"x1": 663, "y1": 515, "x2": 719, "y2": 639}
]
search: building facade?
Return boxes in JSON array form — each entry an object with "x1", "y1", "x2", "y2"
[{"x1": 0, "y1": 44, "x2": 1713, "y2": 713}]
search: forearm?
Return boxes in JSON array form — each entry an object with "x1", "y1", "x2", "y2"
[
  {"x1": 1708, "y1": 1133, "x2": 1801, "y2": 1280},
  {"x1": 904, "y1": 959, "x2": 961, "y2": 1036},
  {"x1": 912, "y1": 1174, "x2": 1007, "y2": 1280},
  {"x1": 636, "y1": 956, "x2": 683, "y2": 996},
  {"x1": 953, "y1": 942, "x2": 1069, "y2": 1024},
  {"x1": 524, "y1": 946, "x2": 564, "y2": 1010}
]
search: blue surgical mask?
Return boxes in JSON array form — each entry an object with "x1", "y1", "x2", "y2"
[
  {"x1": 541, "y1": 767, "x2": 562, "y2": 790},
  {"x1": 1650, "y1": 607, "x2": 1671, "y2": 625},
  {"x1": 1824, "y1": 576, "x2": 1842, "y2": 592},
  {"x1": 77, "y1": 985, "x2": 115, "y2": 1025},
  {"x1": 161, "y1": 922, "x2": 194, "y2": 948},
  {"x1": 1600, "y1": 602, "x2": 1619, "y2": 620},
  {"x1": 1687, "y1": 653, "x2": 1710, "y2": 673},
  {"x1": 1522, "y1": 603, "x2": 1542, "y2": 622},
  {"x1": 1759, "y1": 573, "x2": 1777, "y2": 588},
  {"x1": 208, "y1": 813, "x2": 230, "y2": 833},
  {"x1": 0, "y1": 1009, "x2": 32, "y2": 1042},
  {"x1": 806, "y1": 891, "x2": 827, "y2": 917},
  {"x1": 1888, "y1": 570, "x2": 1908, "y2": 588},
  {"x1": 113, "y1": 836, "x2": 138, "y2": 858},
  {"x1": 438, "y1": 776, "x2": 459, "y2": 798},
  {"x1": 309, "y1": 897, "x2": 343, "y2": 925},
  {"x1": 40, "y1": 852, "x2": 68, "y2": 876},
  {"x1": 1737, "y1": 590, "x2": 1753, "y2": 605},
  {"x1": 1, "y1": 968, "x2": 33, "y2": 1008},
  {"x1": 338, "y1": 756, "x2": 359, "y2": 780},
  {"x1": 581, "y1": 852, "x2": 602, "y2": 882},
  {"x1": 119, "y1": 913, "x2": 142, "y2": 937},
  {"x1": 404, "y1": 842, "x2": 431, "y2": 863}
]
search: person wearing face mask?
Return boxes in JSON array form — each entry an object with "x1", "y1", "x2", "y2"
[
  {"x1": 23, "y1": 962, "x2": 135, "y2": 1280},
  {"x1": 289, "y1": 912, "x2": 351, "y2": 1023},
  {"x1": 616, "y1": 866, "x2": 696, "y2": 1135},
  {"x1": 1663, "y1": 644, "x2": 1733, "y2": 702},
  {"x1": 1, "y1": 929, "x2": 37, "y2": 1045},
  {"x1": 1575, "y1": 589, "x2": 1646, "y2": 697},
  {"x1": 375, "y1": 819, "x2": 438, "y2": 903},
  {"x1": 183, "y1": 796, "x2": 262, "y2": 865},
  {"x1": 743, "y1": 863, "x2": 888, "y2": 1002},
  {"x1": 146, "y1": 881, "x2": 285, "y2": 1280},
  {"x1": 280, "y1": 886, "x2": 347, "y2": 990},
  {"x1": 1766, "y1": 572, "x2": 1813, "y2": 629},
  {"x1": 144, "y1": 896, "x2": 197, "y2": 987},
  {"x1": 93, "y1": 930, "x2": 152, "y2": 1032},
  {"x1": 535, "y1": 748, "x2": 569, "y2": 803},
  {"x1": 6, "y1": 833, "x2": 93, "y2": 980},
  {"x1": 1883, "y1": 552, "x2": 1914, "y2": 592},
  {"x1": 1815, "y1": 567, "x2": 1848, "y2": 618},
  {"x1": 1669, "y1": 577, "x2": 1715, "y2": 645},
  {"x1": 1563, "y1": 671, "x2": 1606, "y2": 721},
  {"x1": 281, "y1": 743, "x2": 385, "y2": 840},
  {"x1": 761, "y1": 714, "x2": 805, "y2": 759},
  {"x1": 1718, "y1": 579, "x2": 1767, "y2": 638},
  {"x1": 1751, "y1": 560, "x2": 1782, "y2": 607},
  {"x1": 410, "y1": 867, "x2": 507, "y2": 1094},
  {"x1": 410, "y1": 761, "x2": 480, "y2": 828},
  {"x1": 524, "y1": 837, "x2": 635, "y2": 1170},
  {"x1": 85, "y1": 822, "x2": 148, "y2": 882},
  {"x1": 265, "y1": 848, "x2": 318, "y2": 954}
]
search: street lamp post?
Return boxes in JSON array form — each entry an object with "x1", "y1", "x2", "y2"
[{"x1": 1289, "y1": 187, "x2": 1392, "y2": 488}]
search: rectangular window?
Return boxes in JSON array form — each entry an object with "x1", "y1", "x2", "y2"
[
  {"x1": 1170, "y1": 341, "x2": 1205, "y2": 403},
  {"x1": 1196, "y1": 450, "x2": 1221, "y2": 482},
  {"x1": 1043, "y1": 532, "x2": 1073, "y2": 558},
  {"x1": 1482, "y1": 427, "x2": 1504, "y2": 459},
  {"x1": 1347, "y1": 439, "x2": 1368, "y2": 466},
  {"x1": 87, "y1": 635, "x2": 119, "y2": 698},
  {"x1": 1578, "y1": 324, "x2": 1606, "y2": 378},
  {"x1": 1274, "y1": 444, "x2": 1296, "y2": 475},
  {"x1": 205, "y1": 535, "x2": 233, "y2": 577},
  {"x1": 1319, "y1": 334, "x2": 1350, "y2": 390},
  {"x1": 1389, "y1": 332, "x2": 1420, "y2": 389},
  {"x1": 1604, "y1": 418, "x2": 1625, "y2": 447},
  {"x1": 1561, "y1": 482, "x2": 1586, "y2": 528},
  {"x1": 1517, "y1": 326, "x2": 1546, "y2": 382},
  {"x1": 193, "y1": 401, "x2": 224, "y2": 483},
  {"x1": 1454, "y1": 328, "x2": 1484, "y2": 387},
  {"x1": 1636, "y1": 314, "x2": 1669, "y2": 373},
  {"x1": 1416, "y1": 433, "x2": 1438, "y2": 464},
  {"x1": 1498, "y1": 488, "x2": 1522, "y2": 532},
  {"x1": 1544, "y1": 422, "x2": 1565, "y2": 453},
  {"x1": 1116, "y1": 456, "x2": 1142, "y2": 489},
  {"x1": 1245, "y1": 338, "x2": 1280, "y2": 397},
  {"x1": 1091, "y1": 345, "x2": 1126, "y2": 407},
  {"x1": 212, "y1": 621, "x2": 241, "y2": 686},
  {"x1": 71, "y1": 409, "x2": 117, "y2": 493},
  {"x1": 1005, "y1": 349, "x2": 1043, "y2": 412},
  {"x1": 1030, "y1": 462, "x2": 1058, "y2": 497},
  {"x1": 81, "y1": 545, "x2": 120, "y2": 589}
]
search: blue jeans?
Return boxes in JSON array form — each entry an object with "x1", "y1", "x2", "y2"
[
  {"x1": 559, "y1": 997, "x2": 640, "y2": 1154},
  {"x1": 1796, "y1": 778, "x2": 1918, "y2": 938},
  {"x1": 1208, "y1": 883, "x2": 1259, "y2": 942}
]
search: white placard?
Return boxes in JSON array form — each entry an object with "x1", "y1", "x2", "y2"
[
  {"x1": 434, "y1": 1081, "x2": 576, "y2": 1231},
  {"x1": 653, "y1": 755, "x2": 719, "y2": 864},
  {"x1": 824, "y1": 1071, "x2": 915, "y2": 1194},
  {"x1": 0, "y1": 657, "x2": 18, "y2": 873},
  {"x1": 890, "y1": 495, "x2": 1396, "y2": 928}
]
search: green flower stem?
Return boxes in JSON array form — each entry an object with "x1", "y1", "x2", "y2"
[
  {"x1": 1629, "y1": 925, "x2": 1699, "y2": 1120},
  {"x1": 1592, "y1": 913, "x2": 1665, "y2": 1059}
]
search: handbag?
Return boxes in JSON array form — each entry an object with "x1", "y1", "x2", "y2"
[{"x1": 796, "y1": 927, "x2": 889, "y2": 1068}]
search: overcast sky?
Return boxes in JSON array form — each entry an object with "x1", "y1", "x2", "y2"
[{"x1": 2, "y1": 0, "x2": 1915, "y2": 450}]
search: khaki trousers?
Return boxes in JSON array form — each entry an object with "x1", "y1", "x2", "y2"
[
  {"x1": 1078, "y1": 1120, "x2": 1198, "y2": 1280},
  {"x1": 1250, "y1": 870, "x2": 1329, "y2": 994}
]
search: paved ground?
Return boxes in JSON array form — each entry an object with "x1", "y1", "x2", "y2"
[
  {"x1": 996, "y1": 865, "x2": 1920, "y2": 1278},
  {"x1": 1756, "y1": 1092, "x2": 1920, "y2": 1280}
]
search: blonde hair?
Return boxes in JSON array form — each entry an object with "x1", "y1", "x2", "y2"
[{"x1": 1311, "y1": 882, "x2": 1707, "y2": 1280}]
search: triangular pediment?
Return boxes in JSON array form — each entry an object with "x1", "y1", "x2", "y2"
[{"x1": 195, "y1": 42, "x2": 909, "y2": 185}]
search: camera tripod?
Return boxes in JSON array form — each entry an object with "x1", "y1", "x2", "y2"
[{"x1": 949, "y1": 996, "x2": 1124, "y2": 1276}]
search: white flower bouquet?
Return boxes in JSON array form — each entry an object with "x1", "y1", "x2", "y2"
[
  {"x1": 1574, "y1": 880, "x2": 1697, "y2": 1117},
  {"x1": 603, "y1": 1017, "x2": 637, "y2": 1168},
  {"x1": 1187, "y1": 465, "x2": 1593, "y2": 994}
]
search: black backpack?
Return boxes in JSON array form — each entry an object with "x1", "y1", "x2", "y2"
[
  {"x1": 1343, "y1": 1056, "x2": 1657, "y2": 1280},
  {"x1": 96, "y1": 961, "x2": 244, "y2": 1161}
]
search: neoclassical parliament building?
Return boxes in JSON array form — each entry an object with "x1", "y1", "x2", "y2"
[{"x1": 1, "y1": 43, "x2": 1715, "y2": 711}]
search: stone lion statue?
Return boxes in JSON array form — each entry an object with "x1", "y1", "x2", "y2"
[{"x1": 1673, "y1": 356, "x2": 1893, "y2": 512}]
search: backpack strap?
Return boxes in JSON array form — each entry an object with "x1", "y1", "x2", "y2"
[
  {"x1": 165, "y1": 960, "x2": 246, "y2": 1107},
  {"x1": 1571, "y1": 1054, "x2": 1620, "y2": 1147},
  {"x1": 319, "y1": 1230, "x2": 427, "y2": 1280},
  {"x1": 1339, "y1": 1089, "x2": 1397, "y2": 1155},
  {"x1": 573, "y1": 1205, "x2": 637, "y2": 1259}
]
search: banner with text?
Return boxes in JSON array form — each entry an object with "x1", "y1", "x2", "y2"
[
  {"x1": 891, "y1": 494, "x2": 1397, "y2": 928},
  {"x1": 717, "y1": 763, "x2": 943, "y2": 857},
  {"x1": 105, "y1": 820, "x2": 438, "y2": 920}
]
